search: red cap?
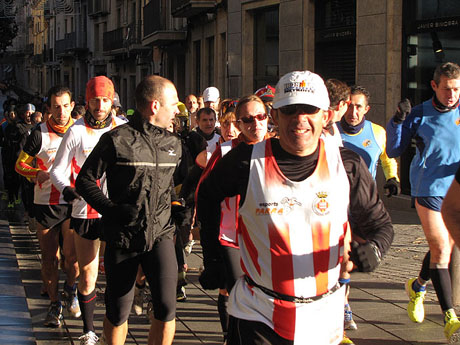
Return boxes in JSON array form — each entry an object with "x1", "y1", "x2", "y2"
[
  {"x1": 86, "y1": 76, "x2": 115, "y2": 103},
  {"x1": 255, "y1": 85, "x2": 275, "y2": 102}
]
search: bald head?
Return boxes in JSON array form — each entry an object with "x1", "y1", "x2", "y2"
[{"x1": 135, "y1": 75, "x2": 174, "y2": 111}]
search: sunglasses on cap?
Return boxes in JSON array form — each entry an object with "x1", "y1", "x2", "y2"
[
  {"x1": 278, "y1": 104, "x2": 320, "y2": 115},
  {"x1": 237, "y1": 113, "x2": 268, "y2": 124}
]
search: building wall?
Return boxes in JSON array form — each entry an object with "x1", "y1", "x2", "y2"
[{"x1": 356, "y1": 0, "x2": 402, "y2": 128}]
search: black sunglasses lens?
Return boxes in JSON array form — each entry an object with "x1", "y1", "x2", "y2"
[
  {"x1": 279, "y1": 104, "x2": 319, "y2": 115},
  {"x1": 241, "y1": 117, "x2": 255, "y2": 123}
]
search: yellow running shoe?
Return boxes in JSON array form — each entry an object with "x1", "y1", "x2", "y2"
[
  {"x1": 405, "y1": 277, "x2": 426, "y2": 323},
  {"x1": 341, "y1": 331, "x2": 355, "y2": 344},
  {"x1": 444, "y1": 310, "x2": 460, "y2": 344}
]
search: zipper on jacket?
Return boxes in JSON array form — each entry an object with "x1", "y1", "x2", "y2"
[{"x1": 141, "y1": 129, "x2": 160, "y2": 248}]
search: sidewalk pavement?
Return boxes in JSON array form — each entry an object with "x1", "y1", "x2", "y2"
[{"x1": 0, "y1": 201, "x2": 453, "y2": 345}]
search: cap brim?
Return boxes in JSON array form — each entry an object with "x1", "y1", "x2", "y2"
[{"x1": 273, "y1": 96, "x2": 328, "y2": 110}]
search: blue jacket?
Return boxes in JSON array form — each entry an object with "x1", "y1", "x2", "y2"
[{"x1": 386, "y1": 99, "x2": 460, "y2": 197}]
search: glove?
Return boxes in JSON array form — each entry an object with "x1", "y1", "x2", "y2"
[
  {"x1": 171, "y1": 198, "x2": 186, "y2": 225},
  {"x1": 198, "y1": 259, "x2": 223, "y2": 290},
  {"x1": 393, "y1": 98, "x2": 411, "y2": 124},
  {"x1": 350, "y1": 241, "x2": 382, "y2": 272},
  {"x1": 383, "y1": 178, "x2": 400, "y2": 197},
  {"x1": 62, "y1": 186, "x2": 81, "y2": 202},
  {"x1": 171, "y1": 198, "x2": 186, "y2": 214},
  {"x1": 105, "y1": 204, "x2": 139, "y2": 226}
]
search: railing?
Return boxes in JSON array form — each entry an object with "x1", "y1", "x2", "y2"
[
  {"x1": 103, "y1": 27, "x2": 124, "y2": 52},
  {"x1": 55, "y1": 32, "x2": 87, "y2": 55},
  {"x1": 143, "y1": 0, "x2": 162, "y2": 37},
  {"x1": 127, "y1": 21, "x2": 143, "y2": 45}
]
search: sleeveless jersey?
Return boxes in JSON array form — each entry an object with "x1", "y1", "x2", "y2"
[
  {"x1": 34, "y1": 122, "x2": 66, "y2": 205},
  {"x1": 218, "y1": 139, "x2": 240, "y2": 247},
  {"x1": 228, "y1": 138, "x2": 349, "y2": 342},
  {"x1": 50, "y1": 116, "x2": 126, "y2": 218},
  {"x1": 337, "y1": 120, "x2": 382, "y2": 178}
]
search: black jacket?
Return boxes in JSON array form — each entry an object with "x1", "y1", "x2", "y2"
[{"x1": 76, "y1": 111, "x2": 182, "y2": 252}]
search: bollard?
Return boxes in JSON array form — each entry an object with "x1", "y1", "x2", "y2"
[{"x1": 450, "y1": 246, "x2": 460, "y2": 307}]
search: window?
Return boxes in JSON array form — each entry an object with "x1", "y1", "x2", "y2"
[
  {"x1": 254, "y1": 6, "x2": 279, "y2": 90},
  {"x1": 315, "y1": 0, "x2": 356, "y2": 85}
]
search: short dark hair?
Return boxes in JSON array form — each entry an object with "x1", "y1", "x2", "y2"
[
  {"x1": 433, "y1": 62, "x2": 460, "y2": 85},
  {"x1": 325, "y1": 79, "x2": 350, "y2": 108},
  {"x1": 72, "y1": 104, "x2": 86, "y2": 117},
  {"x1": 196, "y1": 107, "x2": 216, "y2": 120},
  {"x1": 46, "y1": 86, "x2": 72, "y2": 107},
  {"x1": 135, "y1": 75, "x2": 173, "y2": 111},
  {"x1": 350, "y1": 85, "x2": 371, "y2": 105}
]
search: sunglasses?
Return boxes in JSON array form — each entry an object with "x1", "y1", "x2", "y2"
[
  {"x1": 237, "y1": 113, "x2": 268, "y2": 124},
  {"x1": 278, "y1": 104, "x2": 320, "y2": 115}
]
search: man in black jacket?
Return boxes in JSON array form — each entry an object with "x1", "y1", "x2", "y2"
[{"x1": 76, "y1": 75, "x2": 181, "y2": 345}]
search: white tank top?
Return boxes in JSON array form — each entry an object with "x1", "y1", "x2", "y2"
[
  {"x1": 228, "y1": 138, "x2": 349, "y2": 342},
  {"x1": 34, "y1": 122, "x2": 66, "y2": 205}
]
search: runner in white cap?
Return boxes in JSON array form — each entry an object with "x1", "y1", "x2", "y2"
[{"x1": 197, "y1": 70, "x2": 393, "y2": 345}]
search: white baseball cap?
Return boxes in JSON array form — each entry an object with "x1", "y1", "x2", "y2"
[
  {"x1": 203, "y1": 86, "x2": 220, "y2": 103},
  {"x1": 272, "y1": 71, "x2": 330, "y2": 110}
]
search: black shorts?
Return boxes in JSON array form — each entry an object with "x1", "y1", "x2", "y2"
[
  {"x1": 71, "y1": 218, "x2": 103, "y2": 240},
  {"x1": 34, "y1": 204, "x2": 71, "y2": 229},
  {"x1": 227, "y1": 316, "x2": 292, "y2": 345},
  {"x1": 104, "y1": 237, "x2": 177, "y2": 326}
]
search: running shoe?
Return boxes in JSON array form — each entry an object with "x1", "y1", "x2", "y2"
[
  {"x1": 44, "y1": 301, "x2": 63, "y2": 327},
  {"x1": 79, "y1": 331, "x2": 99, "y2": 345},
  {"x1": 184, "y1": 240, "x2": 196, "y2": 256},
  {"x1": 341, "y1": 331, "x2": 355, "y2": 344},
  {"x1": 344, "y1": 304, "x2": 358, "y2": 330},
  {"x1": 405, "y1": 277, "x2": 426, "y2": 323},
  {"x1": 132, "y1": 285, "x2": 144, "y2": 316},
  {"x1": 7, "y1": 202, "x2": 14, "y2": 209},
  {"x1": 63, "y1": 287, "x2": 81, "y2": 318},
  {"x1": 177, "y1": 286, "x2": 187, "y2": 302},
  {"x1": 14, "y1": 197, "x2": 21, "y2": 205},
  {"x1": 445, "y1": 310, "x2": 460, "y2": 343}
]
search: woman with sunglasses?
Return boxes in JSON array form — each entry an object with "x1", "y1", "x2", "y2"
[{"x1": 197, "y1": 94, "x2": 273, "y2": 343}]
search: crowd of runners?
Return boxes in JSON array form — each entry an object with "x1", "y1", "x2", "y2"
[{"x1": 0, "y1": 61, "x2": 459, "y2": 345}]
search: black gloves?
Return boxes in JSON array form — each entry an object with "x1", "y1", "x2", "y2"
[
  {"x1": 350, "y1": 241, "x2": 382, "y2": 272},
  {"x1": 383, "y1": 177, "x2": 400, "y2": 197},
  {"x1": 198, "y1": 259, "x2": 223, "y2": 290},
  {"x1": 62, "y1": 187, "x2": 81, "y2": 202},
  {"x1": 171, "y1": 198, "x2": 186, "y2": 225},
  {"x1": 105, "y1": 204, "x2": 139, "y2": 226},
  {"x1": 393, "y1": 98, "x2": 411, "y2": 124}
]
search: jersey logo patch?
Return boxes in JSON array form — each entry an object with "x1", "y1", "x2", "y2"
[
  {"x1": 455, "y1": 117, "x2": 460, "y2": 126},
  {"x1": 312, "y1": 191, "x2": 330, "y2": 216},
  {"x1": 362, "y1": 139, "x2": 372, "y2": 147},
  {"x1": 280, "y1": 197, "x2": 302, "y2": 214},
  {"x1": 168, "y1": 148, "x2": 176, "y2": 156}
]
